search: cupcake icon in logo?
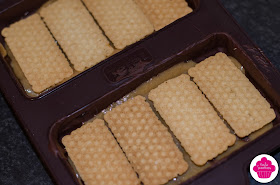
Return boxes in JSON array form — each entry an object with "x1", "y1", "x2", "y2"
[
  {"x1": 253, "y1": 157, "x2": 275, "y2": 178},
  {"x1": 250, "y1": 154, "x2": 279, "y2": 183}
]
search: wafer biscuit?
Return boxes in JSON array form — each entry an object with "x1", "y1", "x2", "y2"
[
  {"x1": 62, "y1": 119, "x2": 140, "y2": 185},
  {"x1": 135, "y1": 0, "x2": 192, "y2": 31},
  {"x1": 188, "y1": 52, "x2": 276, "y2": 137},
  {"x1": 1, "y1": 14, "x2": 73, "y2": 93},
  {"x1": 40, "y1": 0, "x2": 113, "y2": 72},
  {"x1": 83, "y1": 0, "x2": 154, "y2": 49},
  {"x1": 104, "y1": 96, "x2": 188, "y2": 185},
  {"x1": 148, "y1": 74, "x2": 236, "y2": 165}
]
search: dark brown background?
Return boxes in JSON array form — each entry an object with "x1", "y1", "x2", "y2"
[{"x1": 0, "y1": 0, "x2": 279, "y2": 184}]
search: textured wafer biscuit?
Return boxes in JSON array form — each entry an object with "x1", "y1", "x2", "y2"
[
  {"x1": 148, "y1": 74, "x2": 236, "y2": 165},
  {"x1": 83, "y1": 0, "x2": 154, "y2": 49},
  {"x1": 135, "y1": 0, "x2": 192, "y2": 31},
  {"x1": 62, "y1": 119, "x2": 140, "y2": 185},
  {"x1": 188, "y1": 52, "x2": 276, "y2": 137},
  {"x1": 1, "y1": 14, "x2": 73, "y2": 93},
  {"x1": 104, "y1": 96, "x2": 188, "y2": 185},
  {"x1": 40, "y1": 0, "x2": 113, "y2": 72}
]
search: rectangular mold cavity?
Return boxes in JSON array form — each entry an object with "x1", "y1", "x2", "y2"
[
  {"x1": 0, "y1": 0, "x2": 200, "y2": 99},
  {"x1": 49, "y1": 33, "x2": 280, "y2": 185}
]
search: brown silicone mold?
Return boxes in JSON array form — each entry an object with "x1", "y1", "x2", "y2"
[{"x1": 0, "y1": 0, "x2": 280, "y2": 185}]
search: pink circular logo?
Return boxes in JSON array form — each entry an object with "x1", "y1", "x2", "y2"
[{"x1": 250, "y1": 154, "x2": 279, "y2": 183}]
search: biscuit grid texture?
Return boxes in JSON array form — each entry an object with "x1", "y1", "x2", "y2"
[
  {"x1": 1, "y1": 14, "x2": 73, "y2": 93},
  {"x1": 148, "y1": 74, "x2": 236, "y2": 165},
  {"x1": 135, "y1": 0, "x2": 193, "y2": 31},
  {"x1": 104, "y1": 96, "x2": 188, "y2": 185},
  {"x1": 188, "y1": 52, "x2": 276, "y2": 137},
  {"x1": 83, "y1": 0, "x2": 154, "y2": 49},
  {"x1": 62, "y1": 119, "x2": 140, "y2": 185},
  {"x1": 40, "y1": 0, "x2": 114, "y2": 72}
]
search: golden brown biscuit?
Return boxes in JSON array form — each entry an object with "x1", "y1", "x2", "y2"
[
  {"x1": 40, "y1": 0, "x2": 114, "y2": 71},
  {"x1": 149, "y1": 74, "x2": 236, "y2": 165},
  {"x1": 188, "y1": 52, "x2": 276, "y2": 137},
  {"x1": 135, "y1": 0, "x2": 192, "y2": 30},
  {"x1": 62, "y1": 119, "x2": 140, "y2": 185},
  {"x1": 104, "y1": 96, "x2": 188, "y2": 185},
  {"x1": 83, "y1": 0, "x2": 154, "y2": 49},
  {"x1": 1, "y1": 14, "x2": 73, "y2": 93}
]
